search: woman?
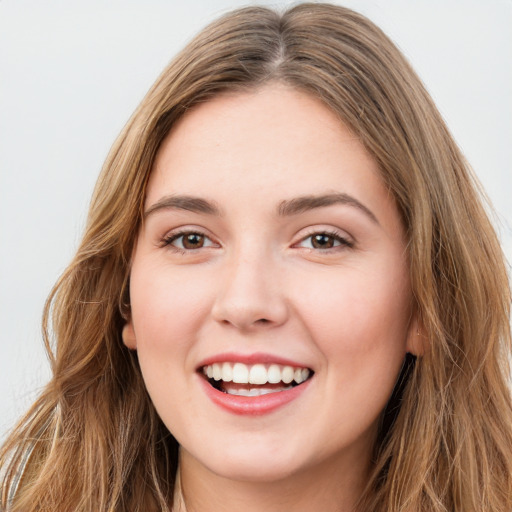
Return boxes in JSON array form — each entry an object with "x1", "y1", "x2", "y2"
[{"x1": 1, "y1": 3, "x2": 511, "y2": 511}]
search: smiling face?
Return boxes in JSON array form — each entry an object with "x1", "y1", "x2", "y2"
[{"x1": 123, "y1": 84, "x2": 418, "y2": 490}]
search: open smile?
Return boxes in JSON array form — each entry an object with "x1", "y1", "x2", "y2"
[
  {"x1": 200, "y1": 362, "x2": 313, "y2": 398},
  {"x1": 198, "y1": 361, "x2": 314, "y2": 415}
]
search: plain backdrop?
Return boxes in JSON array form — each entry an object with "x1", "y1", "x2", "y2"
[{"x1": 1, "y1": 0, "x2": 511, "y2": 441}]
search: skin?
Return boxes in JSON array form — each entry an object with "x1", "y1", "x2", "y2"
[{"x1": 123, "y1": 83, "x2": 419, "y2": 511}]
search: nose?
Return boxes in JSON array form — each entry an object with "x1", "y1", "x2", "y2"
[{"x1": 211, "y1": 249, "x2": 289, "y2": 331}]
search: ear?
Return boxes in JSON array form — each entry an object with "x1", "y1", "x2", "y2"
[
  {"x1": 405, "y1": 313, "x2": 426, "y2": 357},
  {"x1": 122, "y1": 320, "x2": 137, "y2": 350}
]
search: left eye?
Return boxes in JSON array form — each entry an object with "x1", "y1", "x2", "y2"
[
  {"x1": 165, "y1": 232, "x2": 215, "y2": 250},
  {"x1": 297, "y1": 232, "x2": 350, "y2": 249}
]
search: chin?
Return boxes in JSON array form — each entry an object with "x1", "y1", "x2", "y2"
[
  {"x1": 183, "y1": 439, "x2": 307, "y2": 483},
  {"x1": 210, "y1": 458, "x2": 302, "y2": 483}
]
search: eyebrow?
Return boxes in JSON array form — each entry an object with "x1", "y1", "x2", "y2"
[
  {"x1": 144, "y1": 192, "x2": 378, "y2": 224},
  {"x1": 278, "y1": 193, "x2": 379, "y2": 224},
  {"x1": 144, "y1": 195, "x2": 222, "y2": 218}
]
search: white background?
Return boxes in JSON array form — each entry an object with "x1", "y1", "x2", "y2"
[{"x1": 1, "y1": 0, "x2": 511, "y2": 441}]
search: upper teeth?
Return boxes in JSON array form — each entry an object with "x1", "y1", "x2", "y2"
[{"x1": 203, "y1": 362, "x2": 310, "y2": 385}]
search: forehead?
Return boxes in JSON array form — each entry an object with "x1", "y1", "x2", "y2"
[{"x1": 146, "y1": 84, "x2": 401, "y2": 235}]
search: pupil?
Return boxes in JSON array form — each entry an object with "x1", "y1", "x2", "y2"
[
  {"x1": 312, "y1": 234, "x2": 333, "y2": 249},
  {"x1": 183, "y1": 233, "x2": 203, "y2": 249}
]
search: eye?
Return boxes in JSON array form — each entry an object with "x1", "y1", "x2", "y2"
[
  {"x1": 163, "y1": 231, "x2": 217, "y2": 250},
  {"x1": 296, "y1": 231, "x2": 353, "y2": 250}
]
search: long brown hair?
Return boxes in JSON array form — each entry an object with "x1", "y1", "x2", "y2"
[{"x1": 2, "y1": 4, "x2": 511, "y2": 511}]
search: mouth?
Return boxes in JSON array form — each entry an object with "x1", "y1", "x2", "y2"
[{"x1": 200, "y1": 362, "x2": 313, "y2": 396}]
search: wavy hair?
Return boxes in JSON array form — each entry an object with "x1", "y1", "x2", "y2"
[{"x1": 2, "y1": 3, "x2": 511, "y2": 511}]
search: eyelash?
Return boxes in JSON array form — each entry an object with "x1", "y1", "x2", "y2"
[
  {"x1": 161, "y1": 229, "x2": 353, "y2": 253},
  {"x1": 161, "y1": 230, "x2": 217, "y2": 253},
  {"x1": 295, "y1": 229, "x2": 354, "y2": 251}
]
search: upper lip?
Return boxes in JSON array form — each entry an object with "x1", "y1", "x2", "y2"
[{"x1": 196, "y1": 352, "x2": 312, "y2": 371}]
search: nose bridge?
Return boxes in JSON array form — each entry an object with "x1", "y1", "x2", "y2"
[{"x1": 211, "y1": 240, "x2": 288, "y2": 330}]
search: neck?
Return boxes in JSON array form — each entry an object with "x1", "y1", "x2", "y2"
[{"x1": 177, "y1": 446, "x2": 371, "y2": 512}]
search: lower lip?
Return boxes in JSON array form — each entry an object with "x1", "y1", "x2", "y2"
[{"x1": 199, "y1": 376, "x2": 311, "y2": 416}]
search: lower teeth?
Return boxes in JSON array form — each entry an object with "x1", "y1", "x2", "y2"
[{"x1": 225, "y1": 386, "x2": 293, "y2": 397}]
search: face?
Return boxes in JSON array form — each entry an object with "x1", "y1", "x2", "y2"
[{"x1": 124, "y1": 84, "x2": 418, "y2": 485}]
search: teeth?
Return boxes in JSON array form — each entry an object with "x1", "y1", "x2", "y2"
[
  {"x1": 221, "y1": 362, "x2": 233, "y2": 382},
  {"x1": 202, "y1": 362, "x2": 311, "y2": 386},
  {"x1": 268, "y1": 364, "x2": 281, "y2": 384},
  {"x1": 249, "y1": 364, "x2": 267, "y2": 385},
  {"x1": 282, "y1": 366, "x2": 294, "y2": 384},
  {"x1": 226, "y1": 386, "x2": 293, "y2": 396},
  {"x1": 212, "y1": 363, "x2": 222, "y2": 381},
  {"x1": 232, "y1": 363, "x2": 249, "y2": 383}
]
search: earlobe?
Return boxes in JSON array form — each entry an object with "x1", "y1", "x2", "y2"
[
  {"x1": 406, "y1": 315, "x2": 426, "y2": 356},
  {"x1": 122, "y1": 321, "x2": 137, "y2": 350}
]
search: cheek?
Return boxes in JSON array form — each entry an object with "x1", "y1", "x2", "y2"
[
  {"x1": 129, "y1": 262, "x2": 214, "y2": 351},
  {"x1": 295, "y1": 262, "x2": 411, "y2": 374},
  {"x1": 127, "y1": 262, "x2": 219, "y2": 421},
  {"x1": 128, "y1": 263, "x2": 215, "y2": 427}
]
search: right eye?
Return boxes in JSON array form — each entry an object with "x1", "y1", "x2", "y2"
[{"x1": 163, "y1": 231, "x2": 217, "y2": 251}]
